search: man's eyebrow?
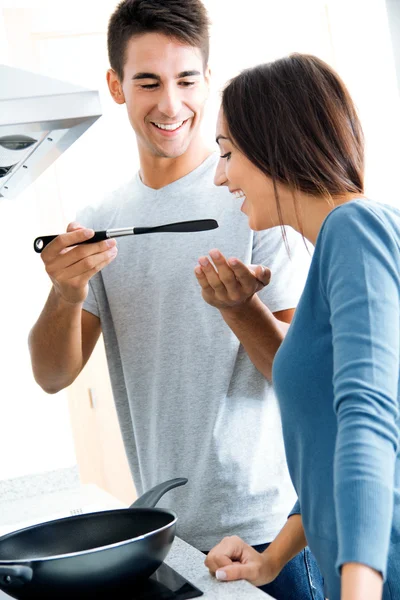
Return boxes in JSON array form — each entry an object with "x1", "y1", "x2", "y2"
[
  {"x1": 131, "y1": 70, "x2": 201, "y2": 81},
  {"x1": 176, "y1": 70, "x2": 201, "y2": 78},
  {"x1": 216, "y1": 135, "x2": 231, "y2": 144},
  {"x1": 132, "y1": 72, "x2": 161, "y2": 81}
]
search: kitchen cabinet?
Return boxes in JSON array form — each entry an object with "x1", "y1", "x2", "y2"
[{"x1": 67, "y1": 336, "x2": 137, "y2": 505}]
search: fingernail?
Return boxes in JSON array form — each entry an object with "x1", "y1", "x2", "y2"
[
  {"x1": 198, "y1": 257, "x2": 209, "y2": 267},
  {"x1": 109, "y1": 246, "x2": 118, "y2": 255},
  {"x1": 84, "y1": 229, "x2": 94, "y2": 238},
  {"x1": 229, "y1": 258, "x2": 238, "y2": 266},
  {"x1": 216, "y1": 570, "x2": 227, "y2": 581},
  {"x1": 209, "y1": 249, "x2": 221, "y2": 260},
  {"x1": 194, "y1": 266, "x2": 202, "y2": 275},
  {"x1": 106, "y1": 239, "x2": 116, "y2": 247}
]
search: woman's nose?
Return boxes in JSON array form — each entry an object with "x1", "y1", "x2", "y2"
[{"x1": 214, "y1": 158, "x2": 228, "y2": 187}]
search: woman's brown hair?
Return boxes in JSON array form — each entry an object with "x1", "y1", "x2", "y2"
[{"x1": 221, "y1": 53, "x2": 365, "y2": 233}]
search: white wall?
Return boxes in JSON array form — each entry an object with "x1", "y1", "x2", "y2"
[{"x1": 1, "y1": 0, "x2": 399, "y2": 480}]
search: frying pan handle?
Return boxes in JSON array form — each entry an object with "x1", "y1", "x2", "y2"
[
  {"x1": 0, "y1": 564, "x2": 33, "y2": 587},
  {"x1": 131, "y1": 477, "x2": 188, "y2": 508}
]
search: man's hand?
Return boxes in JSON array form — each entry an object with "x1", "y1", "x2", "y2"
[
  {"x1": 205, "y1": 535, "x2": 280, "y2": 587},
  {"x1": 194, "y1": 248, "x2": 271, "y2": 310},
  {"x1": 41, "y1": 222, "x2": 118, "y2": 305}
]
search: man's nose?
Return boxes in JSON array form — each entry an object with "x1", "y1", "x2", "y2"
[
  {"x1": 214, "y1": 158, "x2": 228, "y2": 187},
  {"x1": 158, "y1": 85, "x2": 183, "y2": 118}
]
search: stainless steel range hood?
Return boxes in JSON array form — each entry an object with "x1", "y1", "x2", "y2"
[{"x1": 0, "y1": 64, "x2": 102, "y2": 199}]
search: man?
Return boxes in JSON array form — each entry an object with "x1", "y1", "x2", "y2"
[{"x1": 29, "y1": 1, "x2": 323, "y2": 598}]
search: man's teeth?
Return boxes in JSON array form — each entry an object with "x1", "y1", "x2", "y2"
[
  {"x1": 153, "y1": 121, "x2": 185, "y2": 131},
  {"x1": 233, "y1": 190, "x2": 246, "y2": 199}
]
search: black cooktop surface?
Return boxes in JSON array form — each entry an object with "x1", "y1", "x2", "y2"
[
  {"x1": 0, "y1": 563, "x2": 203, "y2": 600},
  {"x1": 130, "y1": 563, "x2": 203, "y2": 599}
]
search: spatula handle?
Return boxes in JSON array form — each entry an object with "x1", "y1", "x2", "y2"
[{"x1": 33, "y1": 231, "x2": 108, "y2": 253}]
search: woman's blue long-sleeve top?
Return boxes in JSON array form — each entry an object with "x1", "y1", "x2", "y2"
[{"x1": 273, "y1": 199, "x2": 400, "y2": 600}]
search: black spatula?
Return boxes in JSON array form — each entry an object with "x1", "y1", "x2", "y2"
[{"x1": 33, "y1": 219, "x2": 219, "y2": 253}]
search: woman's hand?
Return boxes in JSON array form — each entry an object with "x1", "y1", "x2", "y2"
[
  {"x1": 204, "y1": 535, "x2": 280, "y2": 587},
  {"x1": 194, "y1": 248, "x2": 271, "y2": 310}
]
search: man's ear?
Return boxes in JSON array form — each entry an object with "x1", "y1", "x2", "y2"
[
  {"x1": 106, "y1": 69, "x2": 125, "y2": 105},
  {"x1": 204, "y1": 65, "x2": 211, "y2": 98}
]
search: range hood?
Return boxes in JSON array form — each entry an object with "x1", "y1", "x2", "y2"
[{"x1": 0, "y1": 65, "x2": 102, "y2": 199}]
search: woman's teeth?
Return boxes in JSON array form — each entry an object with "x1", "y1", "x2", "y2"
[
  {"x1": 153, "y1": 121, "x2": 185, "y2": 131},
  {"x1": 233, "y1": 190, "x2": 246, "y2": 199}
]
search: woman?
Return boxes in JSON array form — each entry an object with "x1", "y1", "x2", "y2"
[{"x1": 194, "y1": 54, "x2": 400, "y2": 600}]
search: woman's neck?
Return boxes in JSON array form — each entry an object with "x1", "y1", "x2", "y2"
[{"x1": 290, "y1": 192, "x2": 364, "y2": 246}]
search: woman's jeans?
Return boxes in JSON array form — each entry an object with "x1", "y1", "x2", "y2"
[{"x1": 254, "y1": 543, "x2": 325, "y2": 600}]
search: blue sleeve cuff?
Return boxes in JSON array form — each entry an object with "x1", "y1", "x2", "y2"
[{"x1": 335, "y1": 479, "x2": 393, "y2": 580}]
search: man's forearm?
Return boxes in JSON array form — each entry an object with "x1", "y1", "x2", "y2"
[
  {"x1": 28, "y1": 287, "x2": 85, "y2": 393},
  {"x1": 220, "y1": 294, "x2": 289, "y2": 380}
]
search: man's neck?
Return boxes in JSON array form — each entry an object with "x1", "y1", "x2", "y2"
[{"x1": 138, "y1": 141, "x2": 213, "y2": 190}]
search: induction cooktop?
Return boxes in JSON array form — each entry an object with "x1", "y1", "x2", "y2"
[{"x1": 0, "y1": 563, "x2": 203, "y2": 600}]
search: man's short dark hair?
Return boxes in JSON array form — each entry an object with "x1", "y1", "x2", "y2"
[{"x1": 108, "y1": 0, "x2": 210, "y2": 81}]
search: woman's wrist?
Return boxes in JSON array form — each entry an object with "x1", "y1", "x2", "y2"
[{"x1": 260, "y1": 543, "x2": 288, "y2": 581}]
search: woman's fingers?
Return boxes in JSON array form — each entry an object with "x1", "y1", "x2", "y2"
[
  {"x1": 249, "y1": 264, "x2": 272, "y2": 286},
  {"x1": 204, "y1": 536, "x2": 269, "y2": 586},
  {"x1": 198, "y1": 253, "x2": 240, "y2": 300},
  {"x1": 205, "y1": 537, "x2": 241, "y2": 574},
  {"x1": 197, "y1": 250, "x2": 270, "y2": 295},
  {"x1": 226, "y1": 258, "x2": 271, "y2": 293},
  {"x1": 208, "y1": 249, "x2": 241, "y2": 293},
  {"x1": 194, "y1": 265, "x2": 214, "y2": 292},
  {"x1": 215, "y1": 562, "x2": 257, "y2": 582}
]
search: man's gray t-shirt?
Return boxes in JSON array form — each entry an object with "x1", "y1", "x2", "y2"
[{"x1": 81, "y1": 153, "x2": 310, "y2": 550}]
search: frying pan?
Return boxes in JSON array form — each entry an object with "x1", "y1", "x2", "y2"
[
  {"x1": 33, "y1": 218, "x2": 219, "y2": 253},
  {"x1": 0, "y1": 477, "x2": 187, "y2": 599}
]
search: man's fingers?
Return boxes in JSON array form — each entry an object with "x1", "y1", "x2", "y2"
[
  {"x1": 44, "y1": 238, "x2": 116, "y2": 274},
  {"x1": 64, "y1": 251, "x2": 118, "y2": 288},
  {"x1": 42, "y1": 227, "x2": 95, "y2": 259},
  {"x1": 54, "y1": 245, "x2": 118, "y2": 281},
  {"x1": 67, "y1": 221, "x2": 85, "y2": 232}
]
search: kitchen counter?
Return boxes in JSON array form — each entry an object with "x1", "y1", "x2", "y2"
[
  {"x1": 0, "y1": 483, "x2": 272, "y2": 599},
  {"x1": 165, "y1": 536, "x2": 270, "y2": 599}
]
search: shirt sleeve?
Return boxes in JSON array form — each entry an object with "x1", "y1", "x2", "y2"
[
  {"x1": 252, "y1": 226, "x2": 311, "y2": 313},
  {"x1": 83, "y1": 279, "x2": 100, "y2": 318},
  {"x1": 319, "y1": 202, "x2": 399, "y2": 578},
  {"x1": 288, "y1": 500, "x2": 301, "y2": 518}
]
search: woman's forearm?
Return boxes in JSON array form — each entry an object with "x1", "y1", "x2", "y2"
[
  {"x1": 264, "y1": 514, "x2": 307, "y2": 576},
  {"x1": 220, "y1": 295, "x2": 289, "y2": 381},
  {"x1": 341, "y1": 563, "x2": 383, "y2": 600}
]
